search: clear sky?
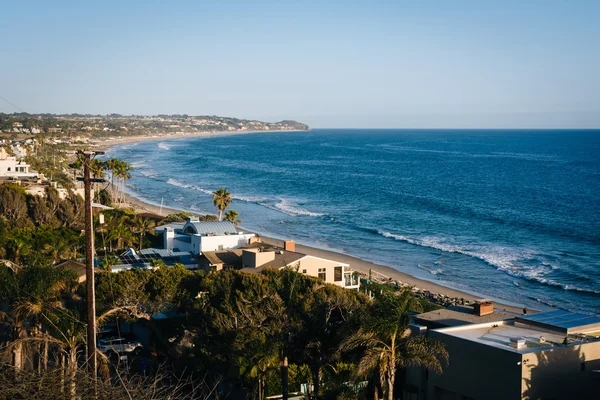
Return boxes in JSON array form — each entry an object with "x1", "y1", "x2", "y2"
[{"x1": 1, "y1": 0, "x2": 599, "y2": 128}]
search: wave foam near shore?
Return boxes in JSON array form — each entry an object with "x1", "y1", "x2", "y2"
[
  {"x1": 378, "y1": 230, "x2": 599, "y2": 295},
  {"x1": 166, "y1": 178, "x2": 325, "y2": 217}
]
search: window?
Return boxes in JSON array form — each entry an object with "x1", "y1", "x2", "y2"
[
  {"x1": 318, "y1": 268, "x2": 326, "y2": 281},
  {"x1": 218, "y1": 245, "x2": 223, "y2": 251},
  {"x1": 334, "y1": 266, "x2": 342, "y2": 281},
  {"x1": 344, "y1": 273, "x2": 352, "y2": 287},
  {"x1": 7, "y1": 167, "x2": 11, "y2": 171},
  {"x1": 302, "y1": 269, "x2": 307, "y2": 274}
]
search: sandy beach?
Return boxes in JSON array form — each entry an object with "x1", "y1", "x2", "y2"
[
  {"x1": 89, "y1": 129, "x2": 298, "y2": 151},
  {"x1": 121, "y1": 189, "x2": 526, "y2": 314}
]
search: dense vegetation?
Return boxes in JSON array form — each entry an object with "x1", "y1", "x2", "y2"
[
  {"x1": 0, "y1": 160, "x2": 448, "y2": 399},
  {"x1": 1, "y1": 259, "x2": 448, "y2": 400}
]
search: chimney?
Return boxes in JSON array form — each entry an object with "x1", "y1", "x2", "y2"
[
  {"x1": 164, "y1": 227, "x2": 175, "y2": 251},
  {"x1": 473, "y1": 299, "x2": 494, "y2": 316},
  {"x1": 284, "y1": 240, "x2": 295, "y2": 252}
]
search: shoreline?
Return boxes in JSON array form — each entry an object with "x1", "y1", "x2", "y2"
[
  {"x1": 120, "y1": 189, "x2": 528, "y2": 314},
  {"x1": 89, "y1": 129, "x2": 305, "y2": 152}
]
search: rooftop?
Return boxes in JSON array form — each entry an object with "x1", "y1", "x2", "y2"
[
  {"x1": 414, "y1": 305, "x2": 515, "y2": 328},
  {"x1": 202, "y1": 249, "x2": 243, "y2": 266},
  {"x1": 515, "y1": 309, "x2": 600, "y2": 334},
  {"x1": 182, "y1": 219, "x2": 237, "y2": 236},
  {"x1": 436, "y1": 318, "x2": 600, "y2": 354},
  {"x1": 200, "y1": 247, "x2": 306, "y2": 271},
  {"x1": 110, "y1": 247, "x2": 196, "y2": 272}
]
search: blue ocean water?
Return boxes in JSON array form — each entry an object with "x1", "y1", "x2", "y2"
[{"x1": 106, "y1": 129, "x2": 600, "y2": 314}]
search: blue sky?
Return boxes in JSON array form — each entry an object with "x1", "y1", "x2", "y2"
[{"x1": 1, "y1": 0, "x2": 599, "y2": 128}]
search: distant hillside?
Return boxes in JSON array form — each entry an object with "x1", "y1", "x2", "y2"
[{"x1": 0, "y1": 113, "x2": 311, "y2": 138}]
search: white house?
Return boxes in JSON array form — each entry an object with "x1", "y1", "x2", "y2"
[
  {"x1": 155, "y1": 217, "x2": 257, "y2": 255},
  {"x1": 0, "y1": 155, "x2": 38, "y2": 179},
  {"x1": 198, "y1": 241, "x2": 361, "y2": 290}
]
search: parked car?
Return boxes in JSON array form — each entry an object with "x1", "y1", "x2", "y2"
[{"x1": 97, "y1": 338, "x2": 142, "y2": 354}]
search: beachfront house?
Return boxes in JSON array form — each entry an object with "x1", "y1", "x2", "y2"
[
  {"x1": 155, "y1": 217, "x2": 257, "y2": 256},
  {"x1": 405, "y1": 309, "x2": 600, "y2": 400},
  {"x1": 198, "y1": 240, "x2": 361, "y2": 289}
]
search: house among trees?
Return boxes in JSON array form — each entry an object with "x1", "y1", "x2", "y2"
[
  {"x1": 198, "y1": 241, "x2": 361, "y2": 289},
  {"x1": 0, "y1": 148, "x2": 39, "y2": 179}
]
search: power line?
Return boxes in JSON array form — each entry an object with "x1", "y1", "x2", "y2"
[{"x1": 0, "y1": 95, "x2": 24, "y2": 113}]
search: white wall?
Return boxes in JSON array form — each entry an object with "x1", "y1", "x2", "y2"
[
  {"x1": 199, "y1": 233, "x2": 255, "y2": 253},
  {"x1": 0, "y1": 157, "x2": 37, "y2": 178}
]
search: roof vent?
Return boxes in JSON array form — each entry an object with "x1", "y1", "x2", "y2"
[{"x1": 509, "y1": 338, "x2": 526, "y2": 349}]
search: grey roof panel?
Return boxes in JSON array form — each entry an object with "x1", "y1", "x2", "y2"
[
  {"x1": 517, "y1": 310, "x2": 600, "y2": 334},
  {"x1": 184, "y1": 221, "x2": 237, "y2": 236}
]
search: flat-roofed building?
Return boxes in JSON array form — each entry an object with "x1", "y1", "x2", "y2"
[
  {"x1": 155, "y1": 218, "x2": 257, "y2": 255},
  {"x1": 406, "y1": 310, "x2": 600, "y2": 400},
  {"x1": 414, "y1": 300, "x2": 515, "y2": 329}
]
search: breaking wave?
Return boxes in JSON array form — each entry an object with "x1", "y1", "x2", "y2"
[
  {"x1": 165, "y1": 178, "x2": 324, "y2": 217},
  {"x1": 417, "y1": 264, "x2": 443, "y2": 276},
  {"x1": 158, "y1": 142, "x2": 171, "y2": 151},
  {"x1": 272, "y1": 198, "x2": 325, "y2": 217},
  {"x1": 377, "y1": 230, "x2": 600, "y2": 295}
]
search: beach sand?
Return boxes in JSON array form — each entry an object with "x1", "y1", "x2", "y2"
[
  {"x1": 90, "y1": 129, "x2": 296, "y2": 151},
  {"x1": 120, "y1": 190, "x2": 526, "y2": 314}
]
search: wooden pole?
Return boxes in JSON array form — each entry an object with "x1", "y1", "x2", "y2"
[{"x1": 82, "y1": 152, "x2": 97, "y2": 377}]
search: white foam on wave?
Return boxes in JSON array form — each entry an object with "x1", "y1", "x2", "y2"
[
  {"x1": 272, "y1": 198, "x2": 325, "y2": 217},
  {"x1": 139, "y1": 169, "x2": 158, "y2": 178},
  {"x1": 417, "y1": 264, "x2": 443, "y2": 276},
  {"x1": 377, "y1": 230, "x2": 599, "y2": 294},
  {"x1": 166, "y1": 178, "x2": 213, "y2": 195},
  {"x1": 158, "y1": 142, "x2": 171, "y2": 151},
  {"x1": 165, "y1": 178, "x2": 324, "y2": 217}
]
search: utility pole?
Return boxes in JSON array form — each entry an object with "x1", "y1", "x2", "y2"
[{"x1": 77, "y1": 150, "x2": 104, "y2": 378}]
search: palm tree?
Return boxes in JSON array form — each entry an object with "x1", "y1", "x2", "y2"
[
  {"x1": 212, "y1": 188, "x2": 232, "y2": 221},
  {"x1": 0, "y1": 263, "x2": 78, "y2": 373},
  {"x1": 43, "y1": 234, "x2": 77, "y2": 263},
  {"x1": 8, "y1": 233, "x2": 31, "y2": 264},
  {"x1": 115, "y1": 160, "x2": 132, "y2": 206},
  {"x1": 223, "y1": 210, "x2": 241, "y2": 226},
  {"x1": 339, "y1": 290, "x2": 448, "y2": 400},
  {"x1": 238, "y1": 352, "x2": 279, "y2": 400},
  {"x1": 132, "y1": 215, "x2": 156, "y2": 250}
]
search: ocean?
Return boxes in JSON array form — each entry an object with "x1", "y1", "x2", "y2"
[{"x1": 105, "y1": 129, "x2": 600, "y2": 314}]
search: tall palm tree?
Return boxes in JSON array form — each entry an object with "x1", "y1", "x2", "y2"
[
  {"x1": 212, "y1": 188, "x2": 232, "y2": 221},
  {"x1": 223, "y1": 210, "x2": 241, "y2": 226},
  {"x1": 115, "y1": 159, "x2": 132, "y2": 206},
  {"x1": 339, "y1": 290, "x2": 448, "y2": 400},
  {"x1": 132, "y1": 215, "x2": 156, "y2": 250}
]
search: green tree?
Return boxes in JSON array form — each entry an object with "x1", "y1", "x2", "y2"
[
  {"x1": 132, "y1": 215, "x2": 156, "y2": 250},
  {"x1": 224, "y1": 210, "x2": 241, "y2": 226},
  {"x1": 212, "y1": 188, "x2": 232, "y2": 221},
  {"x1": 339, "y1": 290, "x2": 448, "y2": 400},
  {"x1": 0, "y1": 184, "x2": 30, "y2": 228}
]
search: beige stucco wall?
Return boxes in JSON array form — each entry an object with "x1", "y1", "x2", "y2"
[
  {"x1": 413, "y1": 329, "x2": 600, "y2": 400},
  {"x1": 295, "y1": 256, "x2": 348, "y2": 285},
  {"x1": 521, "y1": 341, "x2": 600, "y2": 399},
  {"x1": 242, "y1": 249, "x2": 275, "y2": 268},
  {"x1": 425, "y1": 330, "x2": 523, "y2": 400}
]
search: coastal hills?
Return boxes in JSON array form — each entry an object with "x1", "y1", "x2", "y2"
[{"x1": 0, "y1": 113, "x2": 310, "y2": 139}]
